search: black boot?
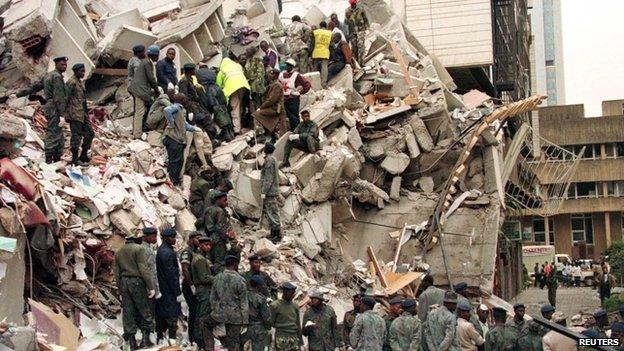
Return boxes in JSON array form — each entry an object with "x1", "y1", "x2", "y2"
[
  {"x1": 225, "y1": 126, "x2": 235, "y2": 141},
  {"x1": 127, "y1": 336, "x2": 138, "y2": 351},
  {"x1": 270, "y1": 227, "x2": 282, "y2": 243},
  {"x1": 140, "y1": 330, "x2": 154, "y2": 348},
  {"x1": 45, "y1": 154, "x2": 54, "y2": 164},
  {"x1": 79, "y1": 148, "x2": 90, "y2": 163}
]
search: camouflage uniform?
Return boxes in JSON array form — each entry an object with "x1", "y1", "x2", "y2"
[
  {"x1": 242, "y1": 270, "x2": 278, "y2": 300},
  {"x1": 244, "y1": 289, "x2": 272, "y2": 351},
  {"x1": 389, "y1": 312, "x2": 421, "y2": 351},
  {"x1": 191, "y1": 251, "x2": 215, "y2": 350},
  {"x1": 342, "y1": 309, "x2": 359, "y2": 348},
  {"x1": 179, "y1": 245, "x2": 198, "y2": 343},
  {"x1": 302, "y1": 305, "x2": 339, "y2": 351},
  {"x1": 203, "y1": 204, "x2": 234, "y2": 271},
  {"x1": 271, "y1": 299, "x2": 303, "y2": 351},
  {"x1": 345, "y1": 4, "x2": 369, "y2": 65},
  {"x1": 383, "y1": 313, "x2": 398, "y2": 351},
  {"x1": 189, "y1": 177, "x2": 213, "y2": 218},
  {"x1": 114, "y1": 241, "x2": 155, "y2": 340},
  {"x1": 43, "y1": 70, "x2": 68, "y2": 162},
  {"x1": 517, "y1": 328, "x2": 542, "y2": 351},
  {"x1": 422, "y1": 306, "x2": 460, "y2": 351},
  {"x1": 484, "y1": 324, "x2": 519, "y2": 351},
  {"x1": 285, "y1": 21, "x2": 312, "y2": 73},
  {"x1": 349, "y1": 310, "x2": 386, "y2": 351},
  {"x1": 283, "y1": 120, "x2": 320, "y2": 162},
  {"x1": 141, "y1": 242, "x2": 159, "y2": 296},
  {"x1": 210, "y1": 268, "x2": 249, "y2": 351},
  {"x1": 245, "y1": 56, "x2": 267, "y2": 111},
  {"x1": 261, "y1": 154, "x2": 281, "y2": 232},
  {"x1": 506, "y1": 318, "x2": 527, "y2": 335},
  {"x1": 65, "y1": 75, "x2": 94, "y2": 162},
  {"x1": 546, "y1": 274, "x2": 558, "y2": 307}
]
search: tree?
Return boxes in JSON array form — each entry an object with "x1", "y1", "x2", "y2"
[{"x1": 606, "y1": 240, "x2": 624, "y2": 286}]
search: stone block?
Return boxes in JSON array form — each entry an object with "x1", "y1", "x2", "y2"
[
  {"x1": 301, "y1": 149, "x2": 346, "y2": 203},
  {"x1": 280, "y1": 193, "x2": 302, "y2": 223},
  {"x1": 212, "y1": 153, "x2": 234, "y2": 171},
  {"x1": 291, "y1": 154, "x2": 324, "y2": 186},
  {"x1": 404, "y1": 128, "x2": 421, "y2": 158},
  {"x1": 329, "y1": 125, "x2": 349, "y2": 145},
  {"x1": 347, "y1": 128, "x2": 363, "y2": 150},
  {"x1": 0, "y1": 116, "x2": 26, "y2": 140},
  {"x1": 98, "y1": 25, "x2": 157, "y2": 65},
  {"x1": 301, "y1": 202, "x2": 332, "y2": 244},
  {"x1": 99, "y1": 8, "x2": 148, "y2": 36},
  {"x1": 246, "y1": 0, "x2": 267, "y2": 18},
  {"x1": 418, "y1": 176, "x2": 434, "y2": 193},
  {"x1": 254, "y1": 238, "x2": 278, "y2": 258},
  {"x1": 274, "y1": 131, "x2": 292, "y2": 163},
  {"x1": 109, "y1": 209, "x2": 140, "y2": 236},
  {"x1": 175, "y1": 208, "x2": 197, "y2": 233},
  {"x1": 294, "y1": 236, "x2": 321, "y2": 259},
  {"x1": 233, "y1": 170, "x2": 262, "y2": 208},
  {"x1": 380, "y1": 152, "x2": 410, "y2": 175},
  {"x1": 304, "y1": 5, "x2": 326, "y2": 29},
  {"x1": 409, "y1": 115, "x2": 434, "y2": 152},
  {"x1": 352, "y1": 179, "x2": 389, "y2": 208},
  {"x1": 303, "y1": 72, "x2": 322, "y2": 91},
  {"x1": 328, "y1": 65, "x2": 354, "y2": 91},
  {"x1": 146, "y1": 131, "x2": 163, "y2": 147},
  {"x1": 390, "y1": 176, "x2": 401, "y2": 201}
]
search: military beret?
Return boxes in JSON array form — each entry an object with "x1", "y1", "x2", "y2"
[
  {"x1": 183, "y1": 63, "x2": 196, "y2": 71},
  {"x1": 581, "y1": 329, "x2": 599, "y2": 338},
  {"x1": 401, "y1": 299, "x2": 416, "y2": 308},
  {"x1": 264, "y1": 143, "x2": 275, "y2": 154},
  {"x1": 453, "y1": 282, "x2": 468, "y2": 291},
  {"x1": 72, "y1": 63, "x2": 85, "y2": 71},
  {"x1": 222, "y1": 179, "x2": 234, "y2": 190},
  {"x1": 213, "y1": 190, "x2": 228, "y2": 199},
  {"x1": 492, "y1": 307, "x2": 507, "y2": 318},
  {"x1": 281, "y1": 282, "x2": 297, "y2": 290},
  {"x1": 309, "y1": 291, "x2": 324, "y2": 300},
  {"x1": 250, "y1": 274, "x2": 266, "y2": 286},
  {"x1": 224, "y1": 255, "x2": 240, "y2": 264},
  {"x1": 443, "y1": 291, "x2": 458, "y2": 303},
  {"x1": 593, "y1": 309, "x2": 607, "y2": 318},
  {"x1": 162, "y1": 228, "x2": 176, "y2": 237},
  {"x1": 540, "y1": 304, "x2": 555, "y2": 314},
  {"x1": 53, "y1": 56, "x2": 68, "y2": 62},
  {"x1": 188, "y1": 231, "x2": 202, "y2": 238},
  {"x1": 389, "y1": 296, "x2": 403, "y2": 305},
  {"x1": 513, "y1": 303, "x2": 525, "y2": 310},
  {"x1": 248, "y1": 254, "x2": 261, "y2": 261},
  {"x1": 457, "y1": 301, "x2": 472, "y2": 312},
  {"x1": 142, "y1": 227, "x2": 157, "y2": 235},
  {"x1": 300, "y1": 109, "x2": 310, "y2": 115},
  {"x1": 612, "y1": 322, "x2": 624, "y2": 334},
  {"x1": 197, "y1": 236, "x2": 212, "y2": 243},
  {"x1": 361, "y1": 296, "x2": 376, "y2": 308},
  {"x1": 147, "y1": 44, "x2": 160, "y2": 56},
  {"x1": 132, "y1": 44, "x2": 145, "y2": 54}
]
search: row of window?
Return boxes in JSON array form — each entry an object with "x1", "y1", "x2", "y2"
[
  {"x1": 550, "y1": 143, "x2": 624, "y2": 161},
  {"x1": 524, "y1": 214, "x2": 594, "y2": 245},
  {"x1": 566, "y1": 181, "x2": 624, "y2": 199}
]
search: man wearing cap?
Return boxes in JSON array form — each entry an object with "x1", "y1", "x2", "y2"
[
  {"x1": 244, "y1": 275, "x2": 272, "y2": 351},
  {"x1": 114, "y1": 231, "x2": 156, "y2": 350},
  {"x1": 342, "y1": 294, "x2": 362, "y2": 349},
  {"x1": 418, "y1": 275, "x2": 445, "y2": 322},
  {"x1": 389, "y1": 299, "x2": 421, "y2": 351},
  {"x1": 155, "y1": 228, "x2": 182, "y2": 346},
  {"x1": 422, "y1": 291, "x2": 460, "y2": 351},
  {"x1": 141, "y1": 227, "x2": 159, "y2": 301},
  {"x1": 65, "y1": 62, "x2": 94, "y2": 165},
  {"x1": 517, "y1": 320, "x2": 543, "y2": 351},
  {"x1": 203, "y1": 190, "x2": 238, "y2": 271},
  {"x1": 539, "y1": 304, "x2": 555, "y2": 337},
  {"x1": 189, "y1": 166, "x2": 219, "y2": 218},
  {"x1": 271, "y1": 282, "x2": 303, "y2": 350},
  {"x1": 454, "y1": 282, "x2": 477, "y2": 323},
  {"x1": 178, "y1": 63, "x2": 209, "y2": 122},
  {"x1": 282, "y1": 109, "x2": 319, "y2": 168},
  {"x1": 252, "y1": 68, "x2": 287, "y2": 140},
  {"x1": 303, "y1": 291, "x2": 339, "y2": 351},
  {"x1": 128, "y1": 44, "x2": 160, "y2": 138},
  {"x1": 191, "y1": 236, "x2": 215, "y2": 349},
  {"x1": 217, "y1": 53, "x2": 250, "y2": 135},
  {"x1": 156, "y1": 47, "x2": 178, "y2": 91},
  {"x1": 261, "y1": 143, "x2": 282, "y2": 243},
  {"x1": 542, "y1": 311, "x2": 584, "y2": 351},
  {"x1": 284, "y1": 16, "x2": 311, "y2": 73},
  {"x1": 279, "y1": 58, "x2": 311, "y2": 131},
  {"x1": 43, "y1": 56, "x2": 69, "y2": 163},
  {"x1": 327, "y1": 32, "x2": 352, "y2": 82},
  {"x1": 310, "y1": 21, "x2": 332, "y2": 86},
  {"x1": 456, "y1": 301, "x2": 484, "y2": 351},
  {"x1": 211, "y1": 255, "x2": 249, "y2": 351},
  {"x1": 591, "y1": 309, "x2": 609, "y2": 337},
  {"x1": 243, "y1": 254, "x2": 278, "y2": 299},
  {"x1": 383, "y1": 297, "x2": 403, "y2": 351},
  {"x1": 506, "y1": 303, "x2": 527, "y2": 334},
  {"x1": 350, "y1": 295, "x2": 386, "y2": 350},
  {"x1": 485, "y1": 307, "x2": 518, "y2": 351},
  {"x1": 345, "y1": 0, "x2": 369, "y2": 65},
  {"x1": 473, "y1": 304, "x2": 491, "y2": 339},
  {"x1": 128, "y1": 45, "x2": 145, "y2": 85},
  {"x1": 180, "y1": 231, "x2": 201, "y2": 344}
]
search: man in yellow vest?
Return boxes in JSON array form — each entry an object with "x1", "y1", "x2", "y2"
[
  {"x1": 309, "y1": 21, "x2": 332, "y2": 87},
  {"x1": 216, "y1": 53, "x2": 250, "y2": 135}
]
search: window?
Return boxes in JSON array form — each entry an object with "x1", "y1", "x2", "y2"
[
  {"x1": 606, "y1": 143, "x2": 616, "y2": 158},
  {"x1": 545, "y1": 60, "x2": 554, "y2": 67},
  {"x1": 532, "y1": 217, "x2": 555, "y2": 243},
  {"x1": 621, "y1": 103, "x2": 624, "y2": 115},
  {"x1": 565, "y1": 144, "x2": 601, "y2": 159},
  {"x1": 571, "y1": 214, "x2": 594, "y2": 244},
  {"x1": 606, "y1": 181, "x2": 624, "y2": 197},
  {"x1": 568, "y1": 182, "x2": 598, "y2": 199}
]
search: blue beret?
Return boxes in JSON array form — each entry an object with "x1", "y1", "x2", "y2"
[
  {"x1": 513, "y1": 303, "x2": 525, "y2": 309},
  {"x1": 457, "y1": 301, "x2": 472, "y2": 311},
  {"x1": 213, "y1": 190, "x2": 227, "y2": 199},
  {"x1": 142, "y1": 227, "x2": 157, "y2": 235},
  {"x1": 540, "y1": 304, "x2": 555, "y2": 314},
  {"x1": 183, "y1": 63, "x2": 196, "y2": 71},
  {"x1": 361, "y1": 296, "x2": 376, "y2": 308},
  {"x1": 72, "y1": 63, "x2": 85, "y2": 71},
  {"x1": 581, "y1": 329, "x2": 599, "y2": 338},
  {"x1": 188, "y1": 231, "x2": 202, "y2": 238},
  {"x1": 224, "y1": 255, "x2": 240, "y2": 264},
  {"x1": 612, "y1": 322, "x2": 624, "y2": 334},
  {"x1": 389, "y1": 297, "x2": 403, "y2": 305},
  {"x1": 281, "y1": 282, "x2": 297, "y2": 290},
  {"x1": 264, "y1": 143, "x2": 275, "y2": 153},
  {"x1": 401, "y1": 299, "x2": 416, "y2": 308},
  {"x1": 492, "y1": 307, "x2": 507, "y2": 317},
  {"x1": 132, "y1": 45, "x2": 145, "y2": 54},
  {"x1": 453, "y1": 282, "x2": 468, "y2": 291},
  {"x1": 147, "y1": 44, "x2": 160, "y2": 56},
  {"x1": 162, "y1": 228, "x2": 176, "y2": 237},
  {"x1": 250, "y1": 275, "x2": 266, "y2": 286},
  {"x1": 593, "y1": 309, "x2": 607, "y2": 318}
]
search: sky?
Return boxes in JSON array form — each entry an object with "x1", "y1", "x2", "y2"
[{"x1": 561, "y1": 1, "x2": 624, "y2": 117}]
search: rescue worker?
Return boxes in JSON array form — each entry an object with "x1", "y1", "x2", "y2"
[
  {"x1": 389, "y1": 298, "x2": 421, "y2": 351},
  {"x1": 141, "y1": 227, "x2": 159, "y2": 303},
  {"x1": 43, "y1": 56, "x2": 68, "y2": 163},
  {"x1": 191, "y1": 236, "x2": 215, "y2": 350},
  {"x1": 383, "y1": 297, "x2": 403, "y2": 351},
  {"x1": 302, "y1": 291, "x2": 339, "y2": 351},
  {"x1": 189, "y1": 166, "x2": 216, "y2": 218},
  {"x1": 128, "y1": 44, "x2": 160, "y2": 139},
  {"x1": 210, "y1": 255, "x2": 249, "y2": 351},
  {"x1": 242, "y1": 254, "x2": 278, "y2": 299},
  {"x1": 252, "y1": 68, "x2": 287, "y2": 140},
  {"x1": 217, "y1": 53, "x2": 250, "y2": 135},
  {"x1": 65, "y1": 63, "x2": 94, "y2": 165},
  {"x1": 178, "y1": 63, "x2": 209, "y2": 123},
  {"x1": 260, "y1": 143, "x2": 281, "y2": 242},
  {"x1": 282, "y1": 110, "x2": 319, "y2": 168},
  {"x1": 244, "y1": 275, "x2": 272, "y2": 351},
  {"x1": 456, "y1": 301, "x2": 484, "y2": 351},
  {"x1": 155, "y1": 228, "x2": 182, "y2": 345},
  {"x1": 418, "y1": 274, "x2": 445, "y2": 322},
  {"x1": 506, "y1": 303, "x2": 527, "y2": 334},
  {"x1": 539, "y1": 304, "x2": 555, "y2": 337},
  {"x1": 342, "y1": 293, "x2": 362, "y2": 348},
  {"x1": 279, "y1": 58, "x2": 311, "y2": 131},
  {"x1": 310, "y1": 21, "x2": 332, "y2": 86},
  {"x1": 422, "y1": 291, "x2": 460, "y2": 351},
  {"x1": 271, "y1": 282, "x2": 303, "y2": 351},
  {"x1": 260, "y1": 40, "x2": 280, "y2": 69},
  {"x1": 345, "y1": 0, "x2": 369, "y2": 65},
  {"x1": 114, "y1": 231, "x2": 156, "y2": 350},
  {"x1": 350, "y1": 295, "x2": 386, "y2": 350},
  {"x1": 197, "y1": 66, "x2": 234, "y2": 141},
  {"x1": 203, "y1": 191, "x2": 239, "y2": 272},
  {"x1": 327, "y1": 32, "x2": 352, "y2": 82},
  {"x1": 244, "y1": 46, "x2": 267, "y2": 114},
  {"x1": 180, "y1": 231, "x2": 202, "y2": 344},
  {"x1": 127, "y1": 45, "x2": 145, "y2": 85},
  {"x1": 545, "y1": 267, "x2": 558, "y2": 307},
  {"x1": 156, "y1": 47, "x2": 178, "y2": 91},
  {"x1": 285, "y1": 16, "x2": 311, "y2": 73},
  {"x1": 146, "y1": 85, "x2": 174, "y2": 131},
  {"x1": 485, "y1": 307, "x2": 518, "y2": 351},
  {"x1": 517, "y1": 320, "x2": 543, "y2": 351}
]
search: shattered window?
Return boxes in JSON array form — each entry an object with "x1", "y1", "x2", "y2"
[{"x1": 571, "y1": 214, "x2": 593, "y2": 244}]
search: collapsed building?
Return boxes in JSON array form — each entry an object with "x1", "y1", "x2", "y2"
[{"x1": 0, "y1": 0, "x2": 582, "y2": 349}]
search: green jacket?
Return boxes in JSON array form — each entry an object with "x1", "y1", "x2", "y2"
[
  {"x1": 191, "y1": 251, "x2": 214, "y2": 289},
  {"x1": 43, "y1": 70, "x2": 67, "y2": 117},
  {"x1": 350, "y1": 310, "x2": 386, "y2": 351},
  {"x1": 345, "y1": 5, "x2": 369, "y2": 34},
  {"x1": 249, "y1": 290, "x2": 272, "y2": 328},
  {"x1": 65, "y1": 76, "x2": 87, "y2": 122},
  {"x1": 261, "y1": 155, "x2": 280, "y2": 197},
  {"x1": 242, "y1": 270, "x2": 278, "y2": 299},
  {"x1": 484, "y1": 324, "x2": 520, "y2": 351},
  {"x1": 245, "y1": 56, "x2": 267, "y2": 95},
  {"x1": 114, "y1": 241, "x2": 155, "y2": 290},
  {"x1": 128, "y1": 58, "x2": 158, "y2": 101},
  {"x1": 210, "y1": 269, "x2": 249, "y2": 324},
  {"x1": 302, "y1": 305, "x2": 339, "y2": 351},
  {"x1": 270, "y1": 299, "x2": 302, "y2": 341},
  {"x1": 203, "y1": 204, "x2": 232, "y2": 243},
  {"x1": 293, "y1": 120, "x2": 319, "y2": 143},
  {"x1": 389, "y1": 312, "x2": 421, "y2": 351}
]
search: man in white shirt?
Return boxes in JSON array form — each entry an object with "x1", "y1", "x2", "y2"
[
  {"x1": 542, "y1": 312, "x2": 585, "y2": 351},
  {"x1": 572, "y1": 263, "x2": 582, "y2": 287},
  {"x1": 456, "y1": 301, "x2": 484, "y2": 351}
]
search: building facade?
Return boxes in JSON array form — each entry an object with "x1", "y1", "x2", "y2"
[
  {"x1": 518, "y1": 102, "x2": 624, "y2": 259},
  {"x1": 528, "y1": 0, "x2": 565, "y2": 106}
]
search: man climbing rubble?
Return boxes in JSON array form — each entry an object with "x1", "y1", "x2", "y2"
[
  {"x1": 127, "y1": 45, "x2": 145, "y2": 85},
  {"x1": 282, "y1": 109, "x2": 319, "y2": 168},
  {"x1": 342, "y1": 293, "x2": 362, "y2": 348},
  {"x1": 261, "y1": 143, "x2": 282, "y2": 243},
  {"x1": 284, "y1": 15, "x2": 311, "y2": 73},
  {"x1": 310, "y1": 21, "x2": 332, "y2": 86},
  {"x1": 345, "y1": 0, "x2": 370, "y2": 65},
  {"x1": 252, "y1": 68, "x2": 287, "y2": 141},
  {"x1": 128, "y1": 44, "x2": 160, "y2": 139},
  {"x1": 65, "y1": 63, "x2": 94, "y2": 165},
  {"x1": 191, "y1": 236, "x2": 215, "y2": 350},
  {"x1": 178, "y1": 63, "x2": 210, "y2": 130},
  {"x1": 217, "y1": 53, "x2": 250, "y2": 135},
  {"x1": 244, "y1": 46, "x2": 268, "y2": 114},
  {"x1": 146, "y1": 86, "x2": 174, "y2": 131},
  {"x1": 203, "y1": 191, "x2": 240, "y2": 272},
  {"x1": 43, "y1": 56, "x2": 68, "y2": 164},
  {"x1": 155, "y1": 228, "x2": 182, "y2": 345}
]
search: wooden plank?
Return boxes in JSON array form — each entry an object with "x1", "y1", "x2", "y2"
[
  {"x1": 385, "y1": 272, "x2": 423, "y2": 295},
  {"x1": 388, "y1": 41, "x2": 421, "y2": 104},
  {"x1": 93, "y1": 68, "x2": 128, "y2": 76},
  {"x1": 367, "y1": 246, "x2": 388, "y2": 288},
  {"x1": 391, "y1": 223, "x2": 408, "y2": 272}
]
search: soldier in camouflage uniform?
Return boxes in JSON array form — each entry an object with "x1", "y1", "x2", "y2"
[
  {"x1": 485, "y1": 307, "x2": 519, "y2": 351},
  {"x1": 142, "y1": 226, "x2": 159, "y2": 344},
  {"x1": 261, "y1": 143, "x2": 282, "y2": 242},
  {"x1": 244, "y1": 275, "x2": 272, "y2": 351},
  {"x1": 191, "y1": 236, "x2": 215, "y2": 350},
  {"x1": 422, "y1": 291, "x2": 460, "y2": 351},
  {"x1": 271, "y1": 282, "x2": 303, "y2": 351},
  {"x1": 285, "y1": 15, "x2": 311, "y2": 73},
  {"x1": 389, "y1": 299, "x2": 421, "y2": 351},
  {"x1": 383, "y1": 297, "x2": 403, "y2": 351},
  {"x1": 282, "y1": 110, "x2": 319, "y2": 168},
  {"x1": 244, "y1": 46, "x2": 268, "y2": 112},
  {"x1": 203, "y1": 191, "x2": 239, "y2": 272},
  {"x1": 43, "y1": 56, "x2": 69, "y2": 163},
  {"x1": 350, "y1": 296, "x2": 386, "y2": 350},
  {"x1": 65, "y1": 63, "x2": 94, "y2": 165},
  {"x1": 545, "y1": 269, "x2": 558, "y2": 307},
  {"x1": 210, "y1": 255, "x2": 249, "y2": 351},
  {"x1": 517, "y1": 320, "x2": 542, "y2": 351},
  {"x1": 342, "y1": 294, "x2": 362, "y2": 348},
  {"x1": 345, "y1": 0, "x2": 369, "y2": 65},
  {"x1": 302, "y1": 291, "x2": 339, "y2": 351},
  {"x1": 180, "y1": 231, "x2": 201, "y2": 344},
  {"x1": 242, "y1": 254, "x2": 278, "y2": 299},
  {"x1": 114, "y1": 231, "x2": 156, "y2": 350},
  {"x1": 506, "y1": 303, "x2": 527, "y2": 335}
]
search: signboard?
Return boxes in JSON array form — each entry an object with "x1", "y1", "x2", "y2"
[{"x1": 522, "y1": 245, "x2": 555, "y2": 256}]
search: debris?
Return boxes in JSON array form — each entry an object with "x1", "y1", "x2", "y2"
[
  {"x1": 380, "y1": 151, "x2": 410, "y2": 175},
  {"x1": 29, "y1": 299, "x2": 80, "y2": 350}
]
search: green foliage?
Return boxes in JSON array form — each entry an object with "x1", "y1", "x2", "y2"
[
  {"x1": 602, "y1": 295, "x2": 624, "y2": 312},
  {"x1": 606, "y1": 241, "x2": 624, "y2": 278}
]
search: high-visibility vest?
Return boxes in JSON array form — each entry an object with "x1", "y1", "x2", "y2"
[{"x1": 312, "y1": 29, "x2": 332, "y2": 59}]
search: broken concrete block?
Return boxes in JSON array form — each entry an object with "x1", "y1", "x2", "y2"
[
  {"x1": 342, "y1": 152, "x2": 362, "y2": 180},
  {"x1": 254, "y1": 238, "x2": 278, "y2": 258},
  {"x1": 329, "y1": 125, "x2": 350, "y2": 145},
  {"x1": 212, "y1": 153, "x2": 234, "y2": 171},
  {"x1": 274, "y1": 131, "x2": 292, "y2": 163},
  {"x1": 109, "y1": 209, "x2": 141, "y2": 236},
  {"x1": 347, "y1": 128, "x2": 363, "y2": 150},
  {"x1": 390, "y1": 176, "x2": 401, "y2": 201},
  {"x1": 291, "y1": 154, "x2": 324, "y2": 186},
  {"x1": 280, "y1": 193, "x2": 302, "y2": 223},
  {"x1": 304, "y1": 5, "x2": 327, "y2": 30},
  {"x1": 419, "y1": 176, "x2": 435, "y2": 193},
  {"x1": 380, "y1": 152, "x2": 410, "y2": 175},
  {"x1": 294, "y1": 236, "x2": 321, "y2": 259},
  {"x1": 409, "y1": 115, "x2": 434, "y2": 152},
  {"x1": 214, "y1": 138, "x2": 250, "y2": 159},
  {"x1": 175, "y1": 208, "x2": 196, "y2": 233},
  {"x1": 99, "y1": 8, "x2": 149, "y2": 36},
  {"x1": 48, "y1": 18, "x2": 96, "y2": 80},
  {"x1": 365, "y1": 134, "x2": 406, "y2": 159},
  {"x1": 303, "y1": 72, "x2": 322, "y2": 91},
  {"x1": 329, "y1": 66, "x2": 354, "y2": 91},
  {"x1": 16, "y1": 106, "x2": 36, "y2": 119},
  {"x1": 99, "y1": 25, "x2": 158, "y2": 65},
  {"x1": 233, "y1": 171, "x2": 262, "y2": 208},
  {"x1": 404, "y1": 127, "x2": 421, "y2": 159},
  {"x1": 301, "y1": 202, "x2": 332, "y2": 244},
  {"x1": 365, "y1": 105, "x2": 412, "y2": 125},
  {"x1": 352, "y1": 179, "x2": 390, "y2": 208},
  {"x1": 0, "y1": 116, "x2": 26, "y2": 140},
  {"x1": 246, "y1": 0, "x2": 267, "y2": 18},
  {"x1": 146, "y1": 131, "x2": 163, "y2": 147},
  {"x1": 301, "y1": 150, "x2": 346, "y2": 203}
]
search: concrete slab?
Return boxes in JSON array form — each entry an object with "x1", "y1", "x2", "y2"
[
  {"x1": 49, "y1": 19, "x2": 96, "y2": 79},
  {"x1": 304, "y1": 5, "x2": 326, "y2": 27},
  {"x1": 99, "y1": 8, "x2": 148, "y2": 36},
  {"x1": 409, "y1": 114, "x2": 434, "y2": 152},
  {"x1": 380, "y1": 152, "x2": 410, "y2": 175},
  {"x1": 280, "y1": 193, "x2": 302, "y2": 223},
  {"x1": 58, "y1": 0, "x2": 96, "y2": 57},
  {"x1": 234, "y1": 170, "x2": 262, "y2": 208},
  {"x1": 98, "y1": 25, "x2": 158, "y2": 64},
  {"x1": 301, "y1": 202, "x2": 332, "y2": 244},
  {"x1": 418, "y1": 176, "x2": 434, "y2": 193},
  {"x1": 328, "y1": 66, "x2": 354, "y2": 91},
  {"x1": 390, "y1": 176, "x2": 401, "y2": 201},
  {"x1": 347, "y1": 128, "x2": 363, "y2": 150},
  {"x1": 303, "y1": 72, "x2": 322, "y2": 91},
  {"x1": 404, "y1": 128, "x2": 421, "y2": 158},
  {"x1": 301, "y1": 149, "x2": 346, "y2": 203},
  {"x1": 291, "y1": 154, "x2": 325, "y2": 186}
]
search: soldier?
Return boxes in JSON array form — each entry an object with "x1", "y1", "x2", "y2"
[
  {"x1": 350, "y1": 295, "x2": 386, "y2": 350},
  {"x1": 141, "y1": 227, "x2": 159, "y2": 303},
  {"x1": 178, "y1": 63, "x2": 209, "y2": 124},
  {"x1": 43, "y1": 56, "x2": 69, "y2": 163},
  {"x1": 517, "y1": 321, "x2": 542, "y2": 351},
  {"x1": 127, "y1": 45, "x2": 145, "y2": 85},
  {"x1": 242, "y1": 254, "x2": 278, "y2": 299},
  {"x1": 302, "y1": 291, "x2": 339, "y2": 351},
  {"x1": 506, "y1": 303, "x2": 526, "y2": 334},
  {"x1": 65, "y1": 63, "x2": 94, "y2": 165},
  {"x1": 191, "y1": 236, "x2": 215, "y2": 350},
  {"x1": 542, "y1": 311, "x2": 583, "y2": 351},
  {"x1": 155, "y1": 228, "x2": 182, "y2": 345},
  {"x1": 285, "y1": 16, "x2": 311, "y2": 73},
  {"x1": 456, "y1": 301, "x2": 484, "y2": 351},
  {"x1": 383, "y1": 297, "x2": 403, "y2": 351},
  {"x1": 128, "y1": 44, "x2": 160, "y2": 139},
  {"x1": 261, "y1": 143, "x2": 282, "y2": 242},
  {"x1": 342, "y1": 293, "x2": 362, "y2": 349},
  {"x1": 210, "y1": 255, "x2": 249, "y2": 351},
  {"x1": 389, "y1": 299, "x2": 421, "y2": 351},
  {"x1": 282, "y1": 110, "x2": 319, "y2": 168},
  {"x1": 180, "y1": 231, "x2": 202, "y2": 345},
  {"x1": 244, "y1": 275, "x2": 272, "y2": 351},
  {"x1": 156, "y1": 47, "x2": 178, "y2": 91},
  {"x1": 189, "y1": 166, "x2": 215, "y2": 218},
  {"x1": 345, "y1": 0, "x2": 369, "y2": 65},
  {"x1": 271, "y1": 282, "x2": 303, "y2": 351},
  {"x1": 485, "y1": 307, "x2": 518, "y2": 351},
  {"x1": 539, "y1": 304, "x2": 555, "y2": 337},
  {"x1": 196, "y1": 65, "x2": 234, "y2": 142},
  {"x1": 114, "y1": 231, "x2": 156, "y2": 350},
  {"x1": 418, "y1": 275, "x2": 445, "y2": 322},
  {"x1": 203, "y1": 191, "x2": 238, "y2": 272},
  {"x1": 422, "y1": 290, "x2": 460, "y2": 351},
  {"x1": 591, "y1": 309, "x2": 609, "y2": 337}
]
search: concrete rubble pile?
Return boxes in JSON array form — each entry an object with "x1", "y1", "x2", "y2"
[{"x1": 0, "y1": 0, "x2": 546, "y2": 349}]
